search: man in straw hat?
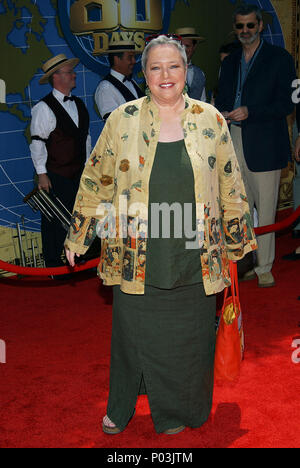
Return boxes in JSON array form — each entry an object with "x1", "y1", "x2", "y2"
[
  {"x1": 29, "y1": 54, "x2": 91, "y2": 275},
  {"x1": 175, "y1": 27, "x2": 206, "y2": 101},
  {"x1": 95, "y1": 40, "x2": 144, "y2": 120}
]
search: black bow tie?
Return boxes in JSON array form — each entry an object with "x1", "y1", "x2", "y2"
[
  {"x1": 63, "y1": 95, "x2": 74, "y2": 102},
  {"x1": 123, "y1": 75, "x2": 133, "y2": 83}
]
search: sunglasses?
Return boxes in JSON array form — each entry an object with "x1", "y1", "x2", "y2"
[
  {"x1": 235, "y1": 22, "x2": 258, "y2": 30},
  {"x1": 145, "y1": 33, "x2": 183, "y2": 45}
]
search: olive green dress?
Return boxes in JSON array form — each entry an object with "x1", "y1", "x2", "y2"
[{"x1": 107, "y1": 140, "x2": 216, "y2": 433}]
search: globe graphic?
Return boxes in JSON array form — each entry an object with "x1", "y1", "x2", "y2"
[
  {"x1": 0, "y1": 0, "x2": 285, "y2": 234},
  {"x1": 74, "y1": 34, "x2": 110, "y2": 73}
]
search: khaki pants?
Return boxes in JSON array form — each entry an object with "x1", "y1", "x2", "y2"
[{"x1": 231, "y1": 125, "x2": 281, "y2": 275}]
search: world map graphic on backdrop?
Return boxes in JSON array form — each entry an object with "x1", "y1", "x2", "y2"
[{"x1": 0, "y1": 0, "x2": 285, "y2": 233}]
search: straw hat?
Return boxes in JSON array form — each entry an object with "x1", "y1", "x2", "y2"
[
  {"x1": 103, "y1": 40, "x2": 140, "y2": 54},
  {"x1": 175, "y1": 27, "x2": 205, "y2": 42},
  {"x1": 39, "y1": 54, "x2": 79, "y2": 84}
]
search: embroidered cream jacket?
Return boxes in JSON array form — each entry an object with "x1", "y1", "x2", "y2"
[{"x1": 65, "y1": 95, "x2": 257, "y2": 295}]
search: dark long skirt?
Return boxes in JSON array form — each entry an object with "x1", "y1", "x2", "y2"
[{"x1": 106, "y1": 283, "x2": 216, "y2": 433}]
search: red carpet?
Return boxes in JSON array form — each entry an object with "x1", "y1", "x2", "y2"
[{"x1": 0, "y1": 232, "x2": 299, "y2": 448}]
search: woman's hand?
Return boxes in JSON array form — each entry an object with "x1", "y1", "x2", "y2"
[
  {"x1": 295, "y1": 135, "x2": 300, "y2": 163},
  {"x1": 65, "y1": 248, "x2": 81, "y2": 267}
]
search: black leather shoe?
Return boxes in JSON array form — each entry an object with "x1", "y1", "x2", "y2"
[
  {"x1": 282, "y1": 252, "x2": 300, "y2": 261},
  {"x1": 292, "y1": 230, "x2": 300, "y2": 239}
]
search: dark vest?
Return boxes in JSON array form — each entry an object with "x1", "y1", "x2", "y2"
[
  {"x1": 104, "y1": 74, "x2": 144, "y2": 101},
  {"x1": 40, "y1": 93, "x2": 89, "y2": 179},
  {"x1": 102, "y1": 75, "x2": 145, "y2": 120}
]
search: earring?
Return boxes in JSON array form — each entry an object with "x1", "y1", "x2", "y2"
[
  {"x1": 183, "y1": 83, "x2": 188, "y2": 95},
  {"x1": 145, "y1": 85, "x2": 151, "y2": 100}
]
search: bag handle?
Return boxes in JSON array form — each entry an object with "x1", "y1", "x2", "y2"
[
  {"x1": 229, "y1": 261, "x2": 240, "y2": 310},
  {"x1": 220, "y1": 261, "x2": 240, "y2": 317}
]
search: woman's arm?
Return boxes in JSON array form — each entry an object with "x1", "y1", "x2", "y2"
[
  {"x1": 64, "y1": 114, "x2": 118, "y2": 256},
  {"x1": 215, "y1": 114, "x2": 257, "y2": 259}
]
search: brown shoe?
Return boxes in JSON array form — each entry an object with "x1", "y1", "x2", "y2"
[{"x1": 164, "y1": 425, "x2": 186, "y2": 435}]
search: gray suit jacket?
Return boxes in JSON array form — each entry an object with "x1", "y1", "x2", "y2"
[{"x1": 187, "y1": 64, "x2": 206, "y2": 101}]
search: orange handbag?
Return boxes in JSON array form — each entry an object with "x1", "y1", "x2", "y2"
[{"x1": 214, "y1": 261, "x2": 244, "y2": 382}]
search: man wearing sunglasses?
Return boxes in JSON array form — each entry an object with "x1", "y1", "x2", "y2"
[{"x1": 215, "y1": 4, "x2": 296, "y2": 288}]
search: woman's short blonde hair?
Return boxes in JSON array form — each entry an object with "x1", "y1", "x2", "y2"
[{"x1": 142, "y1": 35, "x2": 188, "y2": 72}]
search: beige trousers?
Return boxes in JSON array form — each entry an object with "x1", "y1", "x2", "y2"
[{"x1": 230, "y1": 125, "x2": 281, "y2": 275}]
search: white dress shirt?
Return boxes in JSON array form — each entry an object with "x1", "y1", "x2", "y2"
[
  {"x1": 30, "y1": 88, "x2": 91, "y2": 175},
  {"x1": 94, "y1": 69, "x2": 140, "y2": 119}
]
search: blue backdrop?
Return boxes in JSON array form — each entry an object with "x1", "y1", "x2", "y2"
[{"x1": 0, "y1": 0, "x2": 285, "y2": 232}]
